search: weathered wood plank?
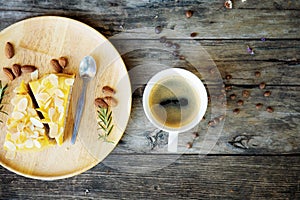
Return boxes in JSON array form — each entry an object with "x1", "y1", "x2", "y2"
[
  {"x1": 0, "y1": 0, "x2": 299, "y2": 199},
  {"x1": 112, "y1": 86, "x2": 300, "y2": 154},
  {"x1": 0, "y1": 155, "x2": 299, "y2": 199},
  {"x1": 0, "y1": 0, "x2": 299, "y2": 38},
  {"x1": 111, "y1": 38, "x2": 300, "y2": 85}
]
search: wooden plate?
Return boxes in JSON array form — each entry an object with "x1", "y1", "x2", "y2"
[{"x1": 0, "y1": 16, "x2": 131, "y2": 180}]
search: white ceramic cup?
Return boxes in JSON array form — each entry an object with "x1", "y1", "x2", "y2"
[{"x1": 143, "y1": 68, "x2": 208, "y2": 152}]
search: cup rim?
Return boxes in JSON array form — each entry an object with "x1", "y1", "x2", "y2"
[{"x1": 143, "y1": 68, "x2": 208, "y2": 133}]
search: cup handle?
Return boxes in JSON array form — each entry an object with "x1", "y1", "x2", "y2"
[{"x1": 168, "y1": 132, "x2": 179, "y2": 152}]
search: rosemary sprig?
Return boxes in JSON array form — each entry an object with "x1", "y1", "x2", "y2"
[
  {"x1": 0, "y1": 81, "x2": 8, "y2": 123},
  {"x1": 97, "y1": 106, "x2": 114, "y2": 143}
]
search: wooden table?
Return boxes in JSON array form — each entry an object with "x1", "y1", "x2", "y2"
[{"x1": 0, "y1": 0, "x2": 299, "y2": 199}]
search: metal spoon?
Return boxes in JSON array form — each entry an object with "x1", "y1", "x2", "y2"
[{"x1": 71, "y1": 56, "x2": 97, "y2": 144}]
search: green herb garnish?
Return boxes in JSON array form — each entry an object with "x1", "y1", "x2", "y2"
[
  {"x1": 0, "y1": 81, "x2": 8, "y2": 123},
  {"x1": 97, "y1": 106, "x2": 114, "y2": 143}
]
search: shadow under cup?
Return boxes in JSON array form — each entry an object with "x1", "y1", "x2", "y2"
[{"x1": 143, "y1": 68, "x2": 208, "y2": 151}]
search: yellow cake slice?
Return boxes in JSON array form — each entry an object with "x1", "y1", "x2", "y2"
[
  {"x1": 4, "y1": 81, "x2": 54, "y2": 156},
  {"x1": 29, "y1": 73, "x2": 75, "y2": 145}
]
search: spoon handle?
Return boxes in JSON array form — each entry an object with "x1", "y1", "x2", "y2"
[{"x1": 71, "y1": 80, "x2": 88, "y2": 144}]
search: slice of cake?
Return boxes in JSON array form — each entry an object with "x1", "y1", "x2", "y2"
[
  {"x1": 29, "y1": 73, "x2": 75, "y2": 145},
  {"x1": 4, "y1": 81, "x2": 54, "y2": 156}
]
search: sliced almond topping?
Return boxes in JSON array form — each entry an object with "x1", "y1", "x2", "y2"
[
  {"x1": 10, "y1": 132, "x2": 20, "y2": 142},
  {"x1": 44, "y1": 98, "x2": 53, "y2": 109},
  {"x1": 13, "y1": 82, "x2": 28, "y2": 94},
  {"x1": 25, "y1": 139, "x2": 34, "y2": 148},
  {"x1": 49, "y1": 123, "x2": 59, "y2": 138},
  {"x1": 17, "y1": 123, "x2": 25, "y2": 132},
  {"x1": 11, "y1": 96, "x2": 22, "y2": 106},
  {"x1": 54, "y1": 97, "x2": 64, "y2": 107},
  {"x1": 33, "y1": 140, "x2": 41, "y2": 148},
  {"x1": 36, "y1": 128, "x2": 45, "y2": 135},
  {"x1": 48, "y1": 107, "x2": 60, "y2": 122},
  {"x1": 65, "y1": 78, "x2": 74, "y2": 86},
  {"x1": 27, "y1": 108, "x2": 36, "y2": 116},
  {"x1": 48, "y1": 74, "x2": 58, "y2": 87},
  {"x1": 24, "y1": 126, "x2": 34, "y2": 136},
  {"x1": 29, "y1": 124, "x2": 35, "y2": 131},
  {"x1": 35, "y1": 92, "x2": 50, "y2": 102},
  {"x1": 12, "y1": 111, "x2": 25, "y2": 120},
  {"x1": 30, "y1": 117, "x2": 44, "y2": 128},
  {"x1": 57, "y1": 106, "x2": 64, "y2": 113},
  {"x1": 54, "y1": 89, "x2": 64, "y2": 98},
  {"x1": 4, "y1": 141, "x2": 16, "y2": 151},
  {"x1": 6, "y1": 119, "x2": 18, "y2": 129},
  {"x1": 33, "y1": 131, "x2": 39, "y2": 138},
  {"x1": 48, "y1": 107, "x2": 55, "y2": 121},
  {"x1": 30, "y1": 69, "x2": 39, "y2": 81},
  {"x1": 17, "y1": 97, "x2": 28, "y2": 112},
  {"x1": 53, "y1": 109, "x2": 60, "y2": 122}
]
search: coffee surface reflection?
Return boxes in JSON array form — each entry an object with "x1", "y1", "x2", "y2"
[{"x1": 148, "y1": 76, "x2": 200, "y2": 128}]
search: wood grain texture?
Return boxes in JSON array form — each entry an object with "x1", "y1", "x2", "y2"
[
  {"x1": 105, "y1": 36, "x2": 300, "y2": 154},
  {"x1": 0, "y1": 155, "x2": 299, "y2": 199},
  {"x1": 114, "y1": 39, "x2": 300, "y2": 85},
  {"x1": 112, "y1": 86, "x2": 300, "y2": 154},
  {"x1": 0, "y1": 0, "x2": 299, "y2": 38},
  {"x1": 0, "y1": 0, "x2": 299, "y2": 198}
]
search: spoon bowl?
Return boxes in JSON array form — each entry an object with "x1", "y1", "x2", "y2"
[
  {"x1": 79, "y1": 56, "x2": 97, "y2": 79},
  {"x1": 71, "y1": 56, "x2": 97, "y2": 144}
]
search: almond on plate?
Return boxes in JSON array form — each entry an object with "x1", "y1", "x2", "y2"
[
  {"x1": 5, "y1": 42, "x2": 14, "y2": 59},
  {"x1": 3, "y1": 67, "x2": 15, "y2": 81},
  {"x1": 21, "y1": 65, "x2": 37, "y2": 73}
]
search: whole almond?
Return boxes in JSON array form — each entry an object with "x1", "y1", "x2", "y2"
[
  {"x1": 259, "y1": 82, "x2": 266, "y2": 89},
  {"x1": 12, "y1": 64, "x2": 21, "y2": 77},
  {"x1": 185, "y1": 10, "x2": 193, "y2": 18},
  {"x1": 5, "y1": 42, "x2": 14, "y2": 59},
  {"x1": 233, "y1": 108, "x2": 240, "y2": 115},
  {"x1": 103, "y1": 96, "x2": 118, "y2": 107},
  {"x1": 3, "y1": 67, "x2": 15, "y2": 81},
  {"x1": 256, "y1": 103, "x2": 263, "y2": 109},
  {"x1": 21, "y1": 65, "x2": 37, "y2": 73},
  {"x1": 237, "y1": 99, "x2": 244, "y2": 106},
  {"x1": 242, "y1": 90, "x2": 250, "y2": 98},
  {"x1": 264, "y1": 91, "x2": 271, "y2": 97},
  {"x1": 266, "y1": 106, "x2": 274, "y2": 113},
  {"x1": 58, "y1": 57, "x2": 68, "y2": 68},
  {"x1": 102, "y1": 86, "x2": 116, "y2": 96},
  {"x1": 95, "y1": 97, "x2": 108, "y2": 109},
  {"x1": 50, "y1": 59, "x2": 62, "y2": 73}
]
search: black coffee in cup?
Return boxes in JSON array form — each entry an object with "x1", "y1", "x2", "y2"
[{"x1": 148, "y1": 76, "x2": 200, "y2": 128}]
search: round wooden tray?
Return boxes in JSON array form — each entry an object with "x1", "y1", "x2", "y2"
[{"x1": 0, "y1": 16, "x2": 131, "y2": 180}]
